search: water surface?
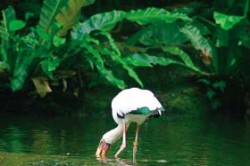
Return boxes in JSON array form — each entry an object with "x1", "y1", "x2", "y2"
[{"x1": 0, "y1": 114, "x2": 250, "y2": 165}]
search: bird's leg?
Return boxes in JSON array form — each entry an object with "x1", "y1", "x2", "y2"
[
  {"x1": 114, "y1": 120, "x2": 126, "y2": 158},
  {"x1": 133, "y1": 124, "x2": 140, "y2": 163}
]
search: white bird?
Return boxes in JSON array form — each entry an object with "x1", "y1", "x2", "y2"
[{"x1": 96, "y1": 87, "x2": 165, "y2": 163}]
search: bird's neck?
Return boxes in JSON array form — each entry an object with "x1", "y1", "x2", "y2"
[{"x1": 102, "y1": 123, "x2": 130, "y2": 144}]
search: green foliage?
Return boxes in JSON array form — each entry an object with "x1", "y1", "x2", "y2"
[
  {"x1": 72, "y1": 7, "x2": 205, "y2": 88},
  {"x1": 213, "y1": 12, "x2": 244, "y2": 30},
  {"x1": 187, "y1": 0, "x2": 250, "y2": 111},
  {"x1": 125, "y1": 7, "x2": 191, "y2": 24},
  {"x1": 126, "y1": 22, "x2": 188, "y2": 46},
  {"x1": 0, "y1": 6, "x2": 16, "y2": 63},
  {"x1": 1, "y1": 0, "x2": 249, "y2": 108},
  {"x1": 72, "y1": 7, "x2": 191, "y2": 37},
  {"x1": 56, "y1": 0, "x2": 96, "y2": 36},
  {"x1": 0, "y1": 0, "x2": 96, "y2": 93},
  {"x1": 38, "y1": 0, "x2": 68, "y2": 34},
  {"x1": 72, "y1": 10, "x2": 126, "y2": 37},
  {"x1": 198, "y1": 79, "x2": 227, "y2": 110},
  {"x1": 0, "y1": 6, "x2": 34, "y2": 91}
]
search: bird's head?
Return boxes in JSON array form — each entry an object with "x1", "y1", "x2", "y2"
[{"x1": 96, "y1": 139, "x2": 111, "y2": 158}]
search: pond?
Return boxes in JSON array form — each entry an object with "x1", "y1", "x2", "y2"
[{"x1": 0, "y1": 114, "x2": 250, "y2": 165}]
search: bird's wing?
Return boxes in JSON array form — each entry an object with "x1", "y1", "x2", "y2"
[{"x1": 112, "y1": 88, "x2": 163, "y2": 116}]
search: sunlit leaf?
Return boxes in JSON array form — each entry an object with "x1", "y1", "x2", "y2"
[
  {"x1": 72, "y1": 7, "x2": 190, "y2": 39},
  {"x1": 71, "y1": 10, "x2": 126, "y2": 38},
  {"x1": 41, "y1": 57, "x2": 61, "y2": 78},
  {"x1": 53, "y1": 36, "x2": 66, "y2": 47},
  {"x1": 213, "y1": 12, "x2": 244, "y2": 30},
  {"x1": 9, "y1": 20, "x2": 26, "y2": 31},
  {"x1": 127, "y1": 53, "x2": 178, "y2": 66},
  {"x1": 56, "y1": 0, "x2": 95, "y2": 36},
  {"x1": 126, "y1": 7, "x2": 191, "y2": 25}
]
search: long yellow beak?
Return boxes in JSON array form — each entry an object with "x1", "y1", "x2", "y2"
[{"x1": 96, "y1": 139, "x2": 110, "y2": 158}]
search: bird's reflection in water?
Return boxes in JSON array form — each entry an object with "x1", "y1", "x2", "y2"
[{"x1": 97, "y1": 157, "x2": 136, "y2": 166}]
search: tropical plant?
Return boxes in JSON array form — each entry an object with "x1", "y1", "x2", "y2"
[
  {"x1": 182, "y1": 0, "x2": 250, "y2": 111},
  {"x1": 72, "y1": 0, "x2": 249, "y2": 111},
  {"x1": 71, "y1": 7, "x2": 205, "y2": 88},
  {"x1": 2, "y1": 1, "x2": 200, "y2": 96},
  {"x1": 1, "y1": 0, "x2": 249, "y2": 115},
  {"x1": 0, "y1": 0, "x2": 95, "y2": 96}
]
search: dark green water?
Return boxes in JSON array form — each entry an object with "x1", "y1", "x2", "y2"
[{"x1": 0, "y1": 114, "x2": 250, "y2": 165}]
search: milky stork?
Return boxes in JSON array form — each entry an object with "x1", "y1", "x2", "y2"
[{"x1": 96, "y1": 87, "x2": 165, "y2": 162}]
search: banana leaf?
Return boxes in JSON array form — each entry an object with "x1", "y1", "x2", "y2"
[
  {"x1": 213, "y1": 12, "x2": 244, "y2": 30},
  {"x1": 0, "y1": 6, "x2": 16, "y2": 63},
  {"x1": 127, "y1": 22, "x2": 188, "y2": 46},
  {"x1": 71, "y1": 7, "x2": 191, "y2": 38},
  {"x1": 71, "y1": 10, "x2": 126, "y2": 38},
  {"x1": 181, "y1": 24, "x2": 217, "y2": 72},
  {"x1": 126, "y1": 53, "x2": 180, "y2": 67},
  {"x1": 56, "y1": 0, "x2": 95, "y2": 36},
  {"x1": 38, "y1": 0, "x2": 68, "y2": 34},
  {"x1": 125, "y1": 53, "x2": 202, "y2": 74},
  {"x1": 80, "y1": 34, "x2": 126, "y2": 89},
  {"x1": 163, "y1": 46, "x2": 200, "y2": 72},
  {"x1": 10, "y1": 51, "x2": 37, "y2": 91},
  {"x1": 125, "y1": 7, "x2": 191, "y2": 25},
  {"x1": 98, "y1": 32, "x2": 143, "y2": 87}
]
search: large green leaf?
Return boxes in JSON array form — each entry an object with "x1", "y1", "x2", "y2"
[
  {"x1": 213, "y1": 12, "x2": 244, "y2": 30},
  {"x1": 71, "y1": 10, "x2": 126, "y2": 38},
  {"x1": 71, "y1": 7, "x2": 191, "y2": 39},
  {"x1": 125, "y1": 7, "x2": 191, "y2": 25},
  {"x1": 181, "y1": 24, "x2": 214, "y2": 56},
  {"x1": 80, "y1": 34, "x2": 126, "y2": 89},
  {"x1": 126, "y1": 53, "x2": 202, "y2": 73},
  {"x1": 10, "y1": 52, "x2": 36, "y2": 91},
  {"x1": 56, "y1": 0, "x2": 95, "y2": 36},
  {"x1": 163, "y1": 46, "x2": 200, "y2": 72},
  {"x1": 181, "y1": 24, "x2": 217, "y2": 72},
  {"x1": 9, "y1": 20, "x2": 26, "y2": 32},
  {"x1": 41, "y1": 56, "x2": 61, "y2": 79},
  {"x1": 0, "y1": 6, "x2": 16, "y2": 63},
  {"x1": 126, "y1": 53, "x2": 179, "y2": 67},
  {"x1": 38, "y1": 0, "x2": 68, "y2": 34},
  {"x1": 127, "y1": 22, "x2": 188, "y2": 46},
  {"x1": 99, "y1": 31, "x2": 143, "y2": 87}
]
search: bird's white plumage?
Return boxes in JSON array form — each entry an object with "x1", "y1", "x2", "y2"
[
  {"x1": 111, "y1": 87, "x2": 162, "y2": 124},
  {"x1": 98, "y1": 87, "x2": 164, "y2": 159}
]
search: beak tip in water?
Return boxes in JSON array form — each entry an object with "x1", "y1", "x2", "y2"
[{"x1": 96, "y1": 139, "x2": 110, "y2": 159}]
